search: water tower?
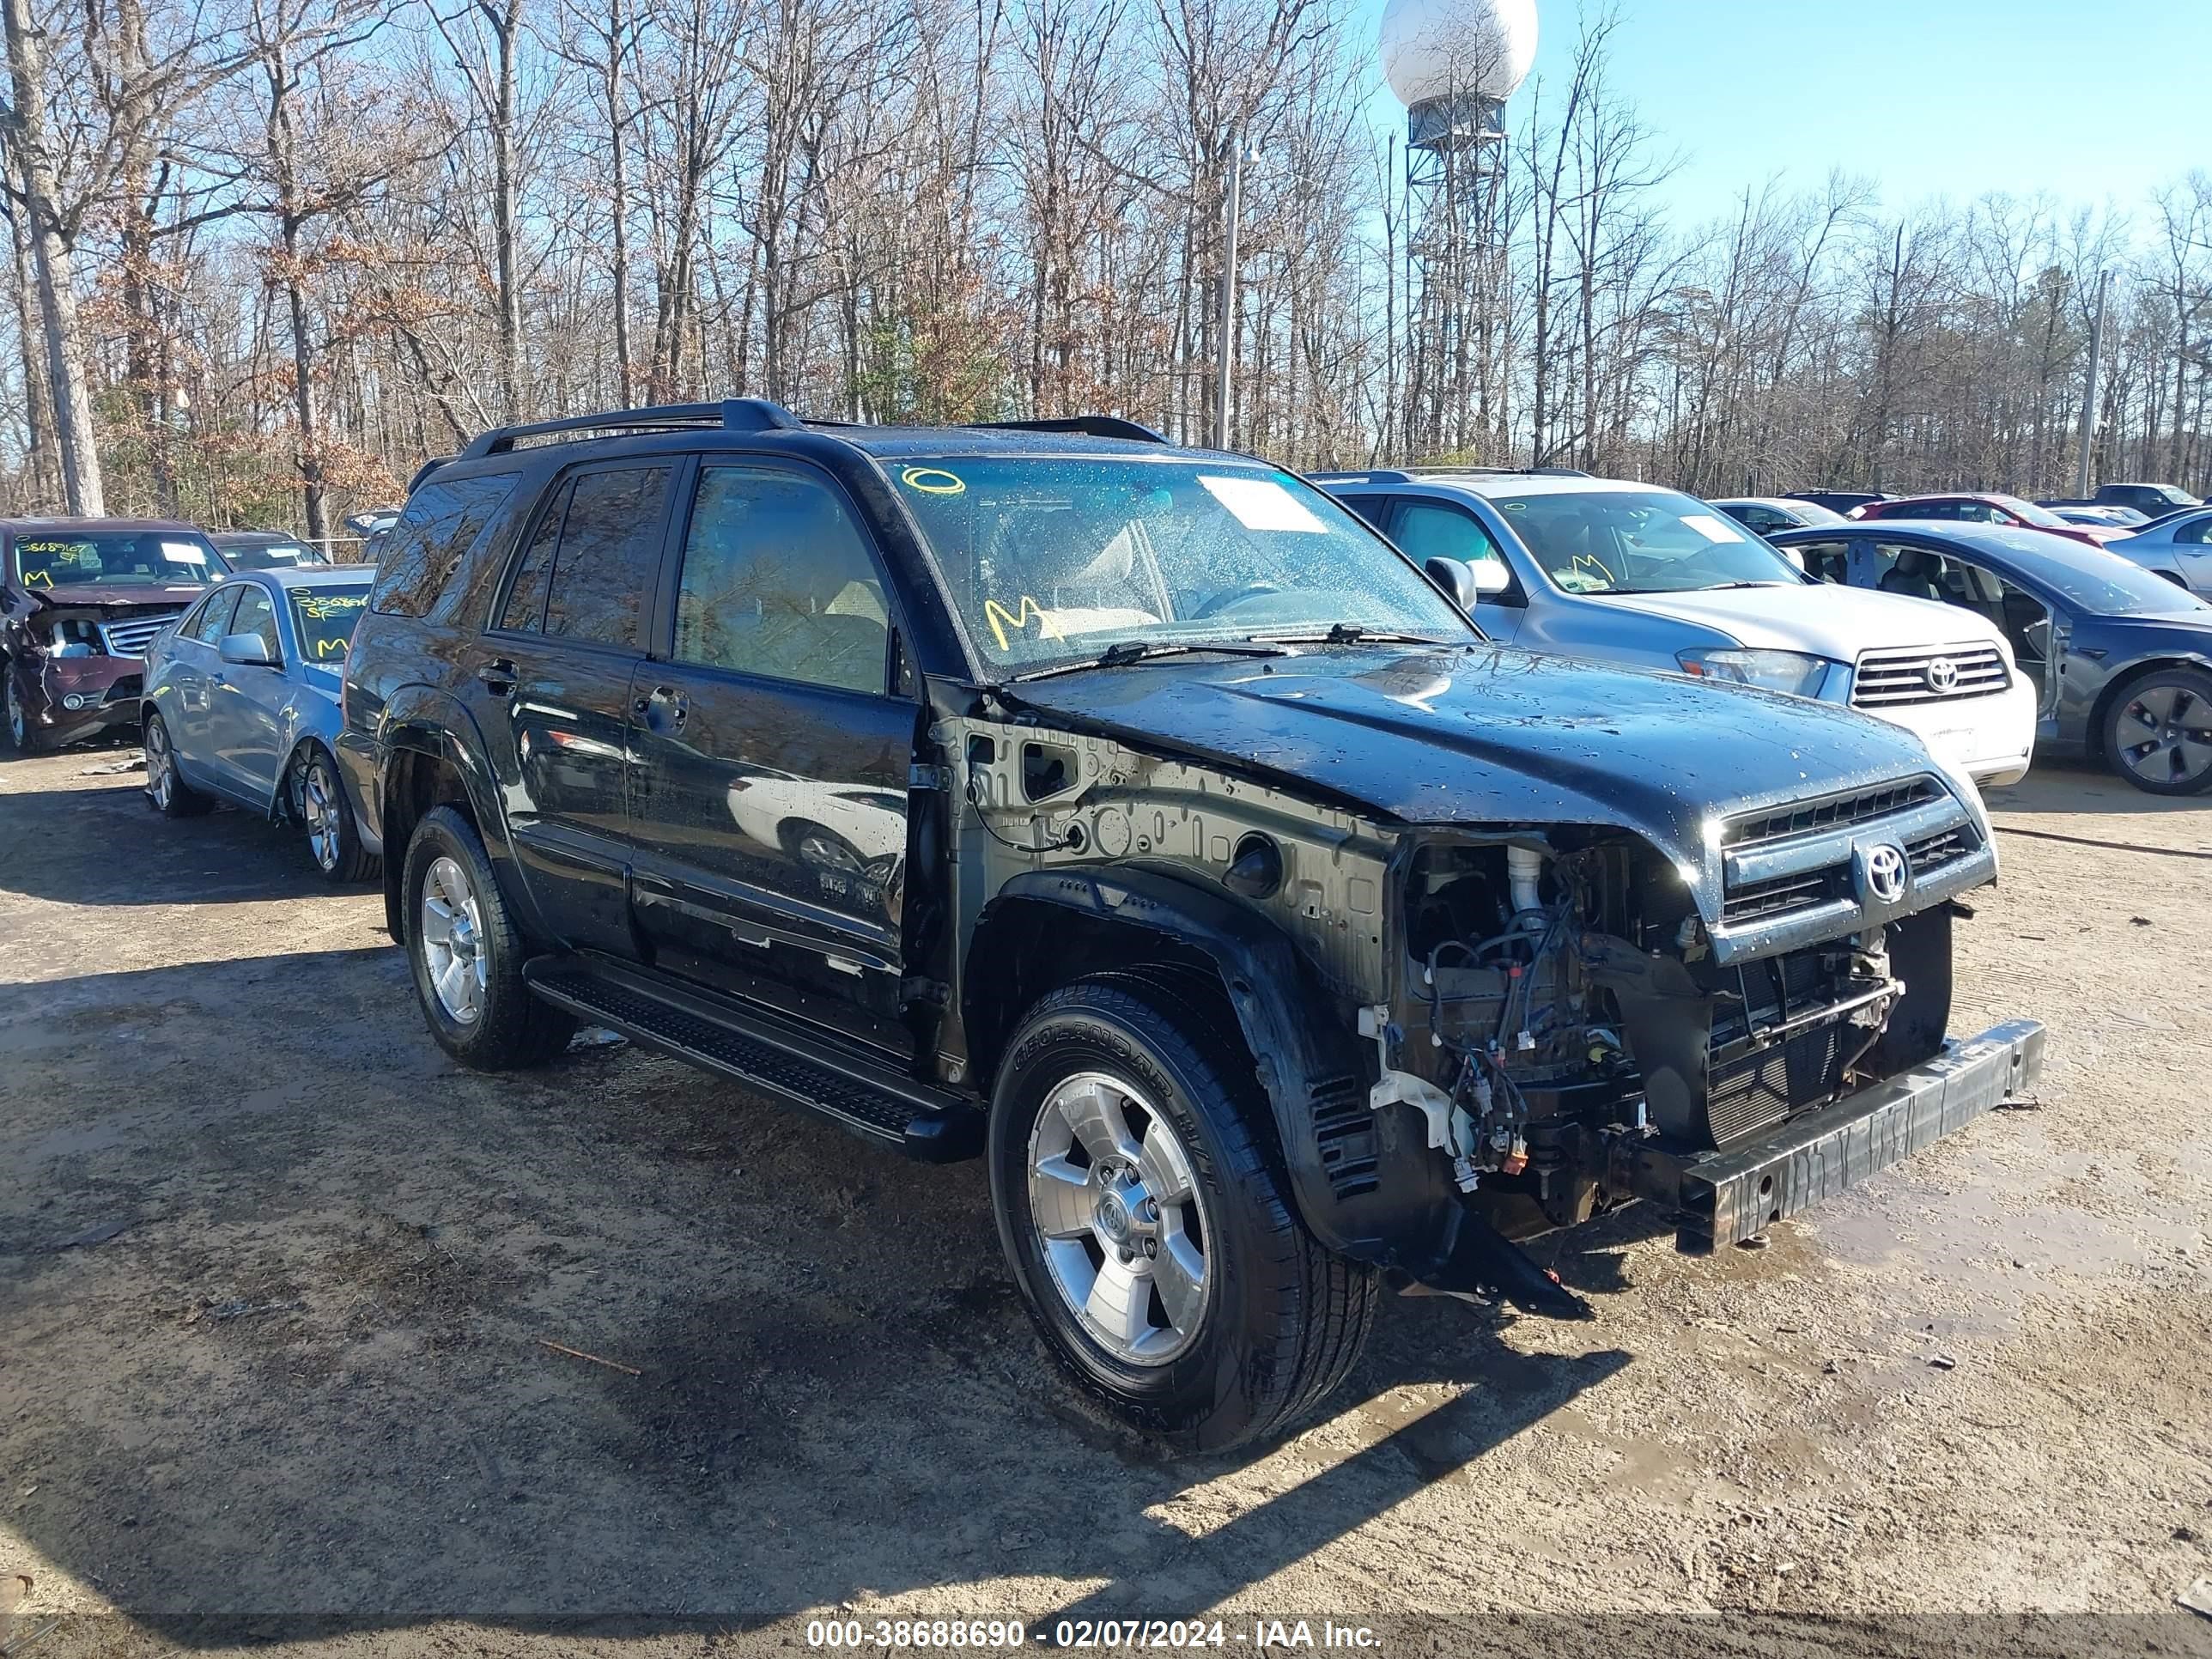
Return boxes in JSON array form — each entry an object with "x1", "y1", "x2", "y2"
[{"x1": 1382, "y1": 0, "x2": 1537, "y2": 457}]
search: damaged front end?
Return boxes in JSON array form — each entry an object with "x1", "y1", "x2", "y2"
[{"x1": 1364, "y1": 775, "x2": 2041, "y2": 1305}]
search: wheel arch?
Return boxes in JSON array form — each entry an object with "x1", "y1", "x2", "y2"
[
  {"x1": 966, "y1": 866, "x2": 1455, "y2": 1266},
  {"x1": 375, "y1": 690, "x2": 515, "y2": 943},
  {"x1": 2086, "y1": 651, "x2": 2212, "y2": 755}
]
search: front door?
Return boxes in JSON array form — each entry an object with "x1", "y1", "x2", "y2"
[
  {"x1": 208, "y1": 583, "x2": 289, "y2": 800},
  {"x1": 168, "y1": 585, "x2": 240, "y2": 769},
  {"x1": 1383, "y1": 497, "x2": 1528, "y2": 641},
  {"x1": 474, "y1": 459, "x2": 678, "y2": 957},
  {"x1": 626, "y1": 459, "x2": 918, "y2": 1052}
]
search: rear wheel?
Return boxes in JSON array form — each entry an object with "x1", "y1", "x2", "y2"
[
  {"x1": 402, "y1": 805, "x2": 574, "y2": 1068},
  {"x1": 988, "y1": 980, "x2": 1375, "y2": 1454},
  {"x1": 143, "y1": 712, "x2": 213, "y2": 817},
  {"x1": 296, "y1": 744, "x2": 378, "y2": 883},
  {"x1": 2103, "y1": 667, "x2": 2212, "y2": 795}
]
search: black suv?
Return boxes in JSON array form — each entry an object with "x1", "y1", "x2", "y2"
[{"x1": 339, "y1": 400, "x2": 2043, "y2": 1451}]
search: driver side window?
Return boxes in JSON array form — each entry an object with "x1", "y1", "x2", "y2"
[{"x1": 1389, "y1": 500, "x2": 1519, "y2": 603}]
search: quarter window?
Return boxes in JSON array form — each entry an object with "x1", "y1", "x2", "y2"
[
  {"x1": 539, "y1": 466, "x2": 672, "y2": 648},
  {"x1": 672, "y1": 466, "x2": 890, "y2": 695},
  {"x1": 369, "y1": 474, "x2": 520, "y2": 618}
]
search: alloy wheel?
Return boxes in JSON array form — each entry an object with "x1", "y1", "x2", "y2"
[
  {"x1": 5, "y1": 676, "x2": 22, "y2": 750},
  {"x1": 145, "y1": 720, "x2": 173, "y2": 808},
  {"x1": 418, "y1": 854, "x2": 489, "y2": 1024},
  {"x1": 1026, "y1": 1070, "x2": 1211, "y2": 1366},
  {"x1": 301, "y1": 758, "x2": 340, "y2": 872},
  {"x1": 2117, "y1": 681, "x2": 2212, "y2": 788}
]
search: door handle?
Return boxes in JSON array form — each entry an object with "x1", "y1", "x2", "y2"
[{"x1": 477, "y1": 659, "x2": 517, "y2": 695}]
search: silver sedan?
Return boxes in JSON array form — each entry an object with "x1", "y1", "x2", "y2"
[
  {"x1": 2105, "y1": 507, "x2": 2212, "y2": 598},
  {"x1": 138, "y1": 566, "x2": 380, "y2": 880}
]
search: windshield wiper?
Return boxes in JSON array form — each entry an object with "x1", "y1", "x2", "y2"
[
  {"x1": 1250, "y1": 622, "x2": 1455, "y2": 647},
  {"x1": 1705, "y1": 580, "x2": 1793, "y2": 590},
  {"x1": 1005, "y1": 639, "x2": 1288, "y2": 684}
]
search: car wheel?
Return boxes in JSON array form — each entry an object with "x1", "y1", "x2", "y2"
[
  {"x1": 988, "y1": 978, "x2": 1376, "y2": 1454},
  {"x1": 296, "y1": 744, "x2": 379, "y2": 883},
  {"x1": 1, "y1": 665, "x2": 41, "y2": 757},
  {"x1": 2103, "y1": 667, "x2": 2212, "y2": 795},
  {"x1": 402, "y1": 804, "x2": 575, "y2": 1069},
  {"x1": 142, "y1": 711, "x2": 213, "y2": 817}
]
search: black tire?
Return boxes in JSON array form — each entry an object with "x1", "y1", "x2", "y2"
[
  {"x1": 1, "y1": 664, "x2": 43, "y2": 757},
  {"x1": 988, "y1": 979, "x2": 1376, "y2": 1455},
  {"x1": 401, "y1": 804, "x2": 575, "y2": 1069},
  {"x1": 2102, "y1": 666, "x2": 2212, "y2": 796},
  {"x1": 142, "y1": 710, "x2": 214, "y2": 817},
  {"x1": 295, "y1": 743, "x2": 380, "y2": 884}
]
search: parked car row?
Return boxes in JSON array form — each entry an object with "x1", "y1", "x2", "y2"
[{"x1": 234, "y1": 398, "x2": 2045, "y2": 1454}]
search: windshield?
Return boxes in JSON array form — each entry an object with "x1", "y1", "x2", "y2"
[
  {"x1": 11, "y1": 531, "x2": 223, "y2": 589},
  {"x1": 1992, "y1": 496, "x2": 2075, "y2": 529},
  {"x1": 290, "y1": 583, "x2": 372, "y2": 663},
  {"x1": 891, "y1": 455, "x2": 1473, "y2": 672},
  {"x1": 1486, "y1": 488, "x2": 1806, "y2": 595},
  {"x1": 223, "y1": 540, "x2": 322, "y2": 570}
]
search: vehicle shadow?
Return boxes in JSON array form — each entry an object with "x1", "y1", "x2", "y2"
[
  {"x1": 0, "y1": 779, "x2": 343, "y2": 908},
  {"x1": 1983, "y1": 754, "x2": 2212, "y2": 818},
  {"x1": 0, "y1": 945, "x2": 1639, "y2": 1647}
]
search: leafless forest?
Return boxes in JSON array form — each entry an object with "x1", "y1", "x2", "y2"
[{"x1": 3, "y1": 0, "x2": 2208, "y2": 541}]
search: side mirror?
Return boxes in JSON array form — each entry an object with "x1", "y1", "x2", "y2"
[
  {"x1": 1424, "y1": 556, "x2": 1477, "y2": 611},
  {"x1": 1469, "y1": 557, "x2": 1512, "y2": 597},
  {"x1": 219, "y1": 633, "x2": 280, "y2": 669}
]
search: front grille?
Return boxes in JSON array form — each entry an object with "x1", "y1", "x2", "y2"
[
  {"x1": 1851, "y1": 642, "x2": 2008, "y2": 708},
  {"x1": 1721, "y1": 866, "x2": 1849, "y2": 923},
  {"x1": 1724, "y1": 776, "x2": 1942, "y2": 849},
  {"x1": 1906, "y1": 827, "x2": 1972, "y2": 878},
  {"x1": 96, "y1": 613, "x2": 182, "y2": 659}
]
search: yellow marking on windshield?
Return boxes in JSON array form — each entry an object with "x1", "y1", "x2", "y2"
[
  {"x1": 982, "y1": 595, "x2": 1065, "y2": 653},
  {"x1": 21, "y1": 569, "x2": 51, "y2": 586},
  {"x1": 901, "y1": 466, "x2": 966, "y2": 496},
  {"x1": 295, "y1": 593, "x2": 367, "y2": 621},
  {"x1": 313, "y1": 638, "x2": 349, "y2": 658}
]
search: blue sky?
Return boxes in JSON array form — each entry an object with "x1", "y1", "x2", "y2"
[{"x1": 1350, "y1": 0, "x2": 2211, "y2": 228}]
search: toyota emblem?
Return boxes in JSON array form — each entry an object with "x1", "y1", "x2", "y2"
[
  {"x1": 1859, "y1": 842, "x2": 1910, "y2": 905},
  {"x1": 1924, "y1": 657, "x2": 1960, "y2": 694}
]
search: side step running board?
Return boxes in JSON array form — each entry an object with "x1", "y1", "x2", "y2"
[{"x1": 523, "y1": 955, "x2": 984, "y2": 1162}]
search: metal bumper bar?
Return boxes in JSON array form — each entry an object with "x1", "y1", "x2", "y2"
[{"x1": 1618, "y1": 1018, "x2": 2046, "y2": 1253}]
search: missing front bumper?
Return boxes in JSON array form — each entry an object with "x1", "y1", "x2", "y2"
[{"x1": 1616, "y1": 1018, "x2": 2045, "y2": 1253}]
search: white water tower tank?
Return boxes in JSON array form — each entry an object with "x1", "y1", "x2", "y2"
[{"x1": 1380, "y1": 0, "x2": 1538, "y2": 112}]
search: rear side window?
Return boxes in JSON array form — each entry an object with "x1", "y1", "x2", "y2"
[
  {"x1": 370, "y1": 473, "x2": 520, "y2": 618},
  {"x1": 537, "y1": 466, "x2": 672, "y2": 648}
]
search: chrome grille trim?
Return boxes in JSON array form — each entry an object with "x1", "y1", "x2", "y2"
[
  {"x1": 95, "y1": 612, "x2": 183, "y2": 659},
  {"x1": 1851, "y1": 642, "x2": 2009, "y2": 708}
]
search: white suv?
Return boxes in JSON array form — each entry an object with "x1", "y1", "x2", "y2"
[{"x1": 1318, "y1": 471, "x2": 2037, "y2": 787}]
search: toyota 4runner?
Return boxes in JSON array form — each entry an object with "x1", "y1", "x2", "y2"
[{"x1": 338, "y1": 402, "x2": 2044, "y2": 1452}]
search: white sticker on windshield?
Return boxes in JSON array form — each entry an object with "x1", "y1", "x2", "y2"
[
  {"x1": 160, "y1": 541, "x2": 208, "y2": 563},
  {"x1": 1199, "y1": 475, "x2": 1328, "y2": 534},
  {"x1": 1681, "y1": 514, "x2": 1746, "y2": 544}
]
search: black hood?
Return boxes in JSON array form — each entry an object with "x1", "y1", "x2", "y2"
[{"x1": 1007, "y1": 644, "x2": 1971, "y2": 921}]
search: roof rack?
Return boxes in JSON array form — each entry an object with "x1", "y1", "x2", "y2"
[
  {"x1": 969, "y1": 416, "x2": 1168, "y2": 444},
  {"x1": 457, "y1": 398, "x2": 805, "y2": 460}
]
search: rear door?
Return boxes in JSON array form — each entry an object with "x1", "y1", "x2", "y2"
[
  {"x1": 626, "y1": 459, "x2": 918, "y2": 1053},
  {"x1": 479, "y1": 459, "x2": 678, "y2": 958}
]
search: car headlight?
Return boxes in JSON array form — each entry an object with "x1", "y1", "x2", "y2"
[{"x1": 1675, "y1": 647, "x2": 1832, "y2": 697}]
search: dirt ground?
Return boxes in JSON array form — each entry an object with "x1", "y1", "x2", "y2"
[{"x1": 2, "y1": 740, "x2": 2209, "y2": 1658}]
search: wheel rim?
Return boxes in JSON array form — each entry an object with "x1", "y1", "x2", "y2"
[
  {"x1": 2117, "y1": 682, "x2": 2212, "y2": 786},
  {"x1": 1026, "y1": 1071, "x2": 1210, "y2": 1367},
  {"x1": 145, "y1": 720, "x2": 173, "y2": 807},
  {"x1": 302, "y1": 760, "x2": 339, "y2": 870},
  {"x1": 6, "y1": 677, "x2": 22, "y2": 747},
  {"x1": 418, "y1": 854, "x2": 489, "y2": 1024}
]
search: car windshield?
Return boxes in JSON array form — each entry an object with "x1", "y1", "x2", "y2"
[
  {"x1": 223, "y1": 540, "x2": 321, "y2": 570},
  {"x1": 290, "y1": 583, "x2": 372, "y2": 663},
  {"x1": 11, "y1": 531, "x2": 223, "y2": 589},
  {"x1": 890, "y1": 454, "x2": 1474, "y2": 672},
  {"x1": 1485, "y1": 487, "x2": 1806, "y2": 595},
  {"x1": 1982, "y1": 531, "x2": 2212, "y2": 616},
  {"x1": 1992, "y1": 496, "x2": 2074, "y2": 529}
]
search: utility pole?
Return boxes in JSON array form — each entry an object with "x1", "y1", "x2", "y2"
[
  {"x1": 2075, "y1": 269, "x2": 2109, "y2": 499},
  {"x1": 1215, "y1": 128, "x2": 1249, "y2": 451}
]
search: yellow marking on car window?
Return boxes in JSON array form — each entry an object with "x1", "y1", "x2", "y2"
[
  {"x1": 982, "y1": 595, "x2": 1065, "y2": 653},
  {"x1": 901, "y1": 466, "x2": 966, "y2": 495},
  {"x1": 295, "y1": 593, "x2": 367, "y2": 621}
]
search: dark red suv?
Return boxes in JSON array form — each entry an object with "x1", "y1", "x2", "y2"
[
  {"x1": 0, "y1": 518, "x2": 228, "y2": 754},
  {"x1": 1855, "y1": 493, "x2": 2123, "y2": 549}
]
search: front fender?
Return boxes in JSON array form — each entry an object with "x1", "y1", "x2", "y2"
[{"x1": 983, "y1": 866, "x2": 1459, "y2": 1267}]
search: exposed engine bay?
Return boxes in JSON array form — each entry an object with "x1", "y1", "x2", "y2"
[{"x1": 1365, "y1": 834, "x2": 1955, "y2": 1239}]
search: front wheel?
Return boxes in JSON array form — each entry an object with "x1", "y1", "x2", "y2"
[
  {"x1": 988, "y1": 980, "x2": 1376, "y2": 1454},
  {"x1": 402, "y1": 805, "x2": 575, "y2": 1069},
  {"x1": 2, "y1": 666, "x2": 40, "y2": 757},
  {"x1": 296, "y1": 744, "x2": 379, "y2": 883},
  {"x1": 2103, "y1": 667, "x2": 2212, "y2": 795}
]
